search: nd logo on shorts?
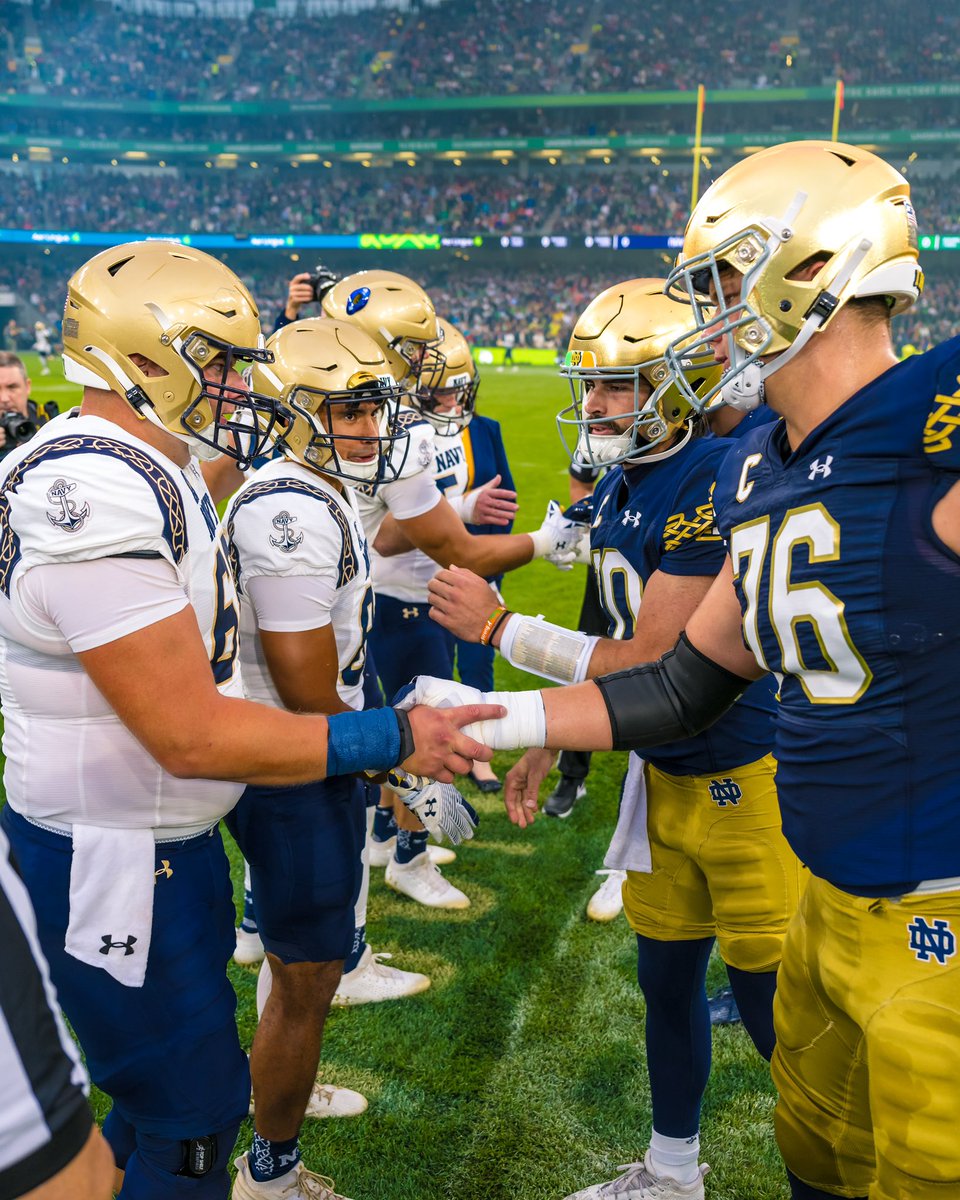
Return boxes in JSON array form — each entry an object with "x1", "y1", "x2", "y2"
[
  {"x1": 707, "y1": 778, "x2": 742, "y2": 807},
  {"x1": 908, "y1": 915, "x2": 957, "y2": 965}
]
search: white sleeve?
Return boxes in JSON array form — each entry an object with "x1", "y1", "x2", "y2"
[
  {"x1": 377, "y1": 469, "x2": 441, "y2": 522},
  {"x1": 17, "y1": 557, "x2": 189, "y2": 653},
  {"x1": 245, "y1": 572, "x2": 336, "y2": 633}
]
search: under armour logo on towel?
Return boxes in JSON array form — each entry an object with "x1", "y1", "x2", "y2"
[{"x1": 99, "y1": 934, "x2": 137, "y2": 956}]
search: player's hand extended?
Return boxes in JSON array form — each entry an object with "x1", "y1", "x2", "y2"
[
  {"x1": 503, "y1": 747, "x2": 557, "y2": 828},
  {"x1": 460, "y1": 474, "x2": 519, "y2": 526},
  {"x1": 528, "y1": 500, "x2": 588, "y2": 570},
  {"x1": 285, "y1": 272, "x2": 317, "y2": 321},
  {"x1": 401, "y1": 702, "x2": 504, "y2": 783},
  {"x1": 429, "y1": 564, "x2": 501, "y2": 644},
  {"x1": 386, "y1": 769, "x2": 479, "y2": 845}
]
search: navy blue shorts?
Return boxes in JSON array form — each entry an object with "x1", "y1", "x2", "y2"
[
  {"x1": 370, "y1": 592, "x2": 454, "y2": 701},
  {"x1": 226, "y1": 775, "x2": 365, "y2": 964},
  {"x1": 0, "y1": 806, "x2": 249, "y2": 1140}
]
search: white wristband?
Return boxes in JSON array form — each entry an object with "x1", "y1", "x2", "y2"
[
  {"x1": 463, "y1": 690, "x2": 546, "y2": 750},
  {"x1": 498, "y1": 613, "x2": 598, "y2": 685},
  {"x1": 527, "y1": 527, "x2": 552, "y2": 559}
]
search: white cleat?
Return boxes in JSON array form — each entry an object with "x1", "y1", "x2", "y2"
[
  {"x1": 385, "y1": 853, "x2": 471, "y2": 909},
  {"x1": 248, "y1": 1077, "x2": 367, "y2": 1120},
  {"x1": 232, "y1": 1155, "x2": 354, "y2": 1198},
  {"x1": 369, "y1": 837, "x2": 456, "y2": 868},
  {"x1": 562, "y1": 1151, "x2": 709, "y2": 1199},
  {"x1": 332, "y1": 944, "x2": 431, "y2": 1007},
  {"x1": 586, "y1": 869, "x2": 627, "y2": 923},
  {"x1": 234, "y1": 927, "x2": 266, "y2": 966}
]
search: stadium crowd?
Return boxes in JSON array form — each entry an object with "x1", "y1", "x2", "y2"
[
  {"x1": 1, "y1": 161, "x2": 957, "y2": 239},
  {"x1": 3, "y1": 0, "x2": 958, "y2": 102},
  {"x1": 3, "y1": 248, "x2": 956, "y2": 357}
]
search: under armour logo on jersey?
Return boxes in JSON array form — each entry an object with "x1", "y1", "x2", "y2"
[
  {"x1": 154, "y1": 860, "x2": 173, "y2": 881},
  {"x1": 621, "y1": 509, "x2": 643, "y2": 528},
  {"x1": 269, "y1": 510, "x2": 303, "y2": 553},
  {"x1": 708, "y1": 778, "x2": 743, "y2": 807},
  {"x1": 99, "y1": 934, "x2": 137, "y2": 957},
  {"x1": 908, "y1": 916, "x2": 957, "y2": 965},
  {"x1": 420, "y1": 796, "x2": 438, "y2": 818},
  {"x1": 45, "y1": 478, "x2": 90, "y2": 533},
  {"x1": 402, "y1": 606, "x2": 420, "y2": 619},
  {"x1": 808, "y1": 456, "x2": 834, "y2": 481}
]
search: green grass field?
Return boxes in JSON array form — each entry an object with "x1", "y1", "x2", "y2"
[{"x1": 20, "y1": 354, "x2": 788, "y2": 1200}]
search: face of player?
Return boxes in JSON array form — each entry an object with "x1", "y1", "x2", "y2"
[
  {"x1": 430, "y1": 386, "x2": 464, "y2": 417},
  {"x1": 325, "y1": 398, "x2": 386, "y2": 468},
  {"x1": 583, "y1": 376, "x2": 651, "y2": 437},
  {"x1": 0, "y1": 365, "x2": 31, "y2": 416}
]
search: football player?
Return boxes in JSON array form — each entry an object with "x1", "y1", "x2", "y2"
[
  {"x1": 224, "y1": 318, "x2": 476, "y2": 1198},
  {"x1": 429, "y1": 278, "x2": 800, "y2": 1199},
  {"x1": 410, "y1": 142, "x2": 958, "y2": 1200},
  {"x1": 0, "y1": 241, "x2": 502, "y2": 1200},
  {"x1": 323, "y1": 273, "x2": 584, "y2": 909}
]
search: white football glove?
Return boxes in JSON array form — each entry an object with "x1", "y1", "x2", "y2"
[
  {"x1": 385, "y1": 769, "x2": 478, "y2": 845},
  {"x1": 392, "y1": 676, "x2": 546, "y2": 751},
  {"x1": 528, "y1": 500, "x2": 588, "y2": 569}
]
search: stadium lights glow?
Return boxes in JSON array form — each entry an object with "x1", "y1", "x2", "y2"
[
  {"x1": 453, "y1": 158, "x2": 462, "y2": 166},
  {"x1": 406, "y1": 159, "x2": 416, "y2": 166},
  {"x1": 158, "y1": 160, "x2": 166, "y2": 167},
  {"x1": 61, "y1": 156, "x2": 69, "y2": 164},
  {"x1": 250, "y1": 161, "x2": 259, "y2": 168},
  {"x1": 295, "y1": 153, "x2": 320, "y2": 162},
  {"x1": 603, "y1": 156, "x2": 612, "y2": 164},
  {"x1": 11, "y1": 154, "x2": 18, "y2": 162},
  {"x1": 548, "y1": 156, "x2": 558, "y2": 165},
  {"x1": 323, "y1": 161, "x2": 333, "y2": 168},
  {"x1": 650, "y1": 154, "x2": 662, "y2": 165},
  {"x1": 111, "y1": 159, "x2": 118, "y2": 166},
  {"x1": 123, "y1": 150, "x2": 148, "y2": 159}
]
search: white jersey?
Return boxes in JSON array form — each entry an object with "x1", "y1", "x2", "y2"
[
  {"x1": 0, "y1": 410, "x2": 245, "y2": 834},
  {"x1": 224, "y1": 457, "x2": 372, "y2": 712},
  {"x1": 364, "y1": 412, "x2": 469, "y2": 604},
  {"x1": 33, "y1": 326, "x2": 52, "y2": 355}
]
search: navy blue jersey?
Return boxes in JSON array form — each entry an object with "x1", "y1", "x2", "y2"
[
  {"x1": 713, "y1": 336, "x2": 960, "y2": 891},
  {"x1": 591, "y1": 434, "x2": 775, "y2": 776},
  {"x1": 723, "y1": 404, "x2": 781, "y2": 442}
]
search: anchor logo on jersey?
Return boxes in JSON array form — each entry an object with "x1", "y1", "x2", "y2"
[
  {"x1": 808, "y1": 456, "x2": 834, "y2": 482},
  {"x1": 45, "y1": 478, "x2": 90, "y2": 533},
  {"x1": 269, "y1": 510, "x2": 303, "y2": 554},
  {"x1": 621, "y1": 509, "x2": 643, "y2": 528},
  {"x1": 708, "y1": 778, "x2": 743, "y2": 807},
  {"x1": 99, "y1": 934, "x2": 137, "y2": 957},
  {"x1": 908, "y1": 916, "x2": 957, "y2": 965}
]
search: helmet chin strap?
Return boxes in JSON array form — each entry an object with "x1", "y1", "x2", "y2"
[{"x1": 724, "y1": 235, "x2": 874, "y2": 412}]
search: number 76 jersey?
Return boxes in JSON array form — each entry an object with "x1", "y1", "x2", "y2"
[{"x1": 712, "y1": 337, "x2": 960, "y2": 892}]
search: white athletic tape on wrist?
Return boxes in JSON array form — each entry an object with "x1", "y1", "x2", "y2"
[
  {"x1": 498, "y1": 613, "x2": 598, "y2": 685},
  {"x1": 462, "y1": 690, "x2": 546, "y2": 750}
]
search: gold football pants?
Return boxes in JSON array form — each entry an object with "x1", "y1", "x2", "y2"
[
  {"x1": 622, "y1": 754, "x2": 802, "y2": 972},
  {"x1": 773, "y1": 875, "x2": 960, "y2": 1199}
]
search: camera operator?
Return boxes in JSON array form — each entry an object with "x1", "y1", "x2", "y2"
[
  {"x1": 274, "y1": 265, "x2": 340, "y2": 332},
  {"x1": 0, "y1": 351, "x2": 58, "y2": 458}
]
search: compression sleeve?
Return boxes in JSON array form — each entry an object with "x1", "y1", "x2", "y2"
[{"x1": 593, "y1": 632, "x2": 752, "y2": 752}]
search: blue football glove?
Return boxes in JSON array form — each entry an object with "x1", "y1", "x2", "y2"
[
  {"x1": 562, "y1": 494, "x2": 595, "y2": 525},
  {"x1": 386, "y1": 769, "x2": 479, "y2": 845}
]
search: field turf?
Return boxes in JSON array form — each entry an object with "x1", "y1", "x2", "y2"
[{"x1": 21, "y1": 354, "x2": 788, "y2": 1200}]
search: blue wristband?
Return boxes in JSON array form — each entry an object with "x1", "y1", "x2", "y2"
[{"x1": 326, "y1": 708, "x2": 401, "y2": 777}]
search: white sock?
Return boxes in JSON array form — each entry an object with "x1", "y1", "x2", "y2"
[{"x1": 648, "y1": 1130, "x2": 701, "y2": 1185}]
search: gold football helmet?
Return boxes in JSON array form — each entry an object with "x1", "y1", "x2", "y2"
[
  {"x1": 557, "y1": 278, "x2": 721, "y2": 468},
  {"x1": 411, "y1": 318, "x2": 479, "y2": 436},
  {"x1": 62, "y1": 240, "x2": 277, "y2": 465},
  {"x1": 321, "y1": 269, "x2": 443, "y2": 390},
  {"x1": 664, "y1": 140, "x2": 923, "y2": 412},
  {"x1": 250, "y1": 319, "x2": 407, "y2": 484}
]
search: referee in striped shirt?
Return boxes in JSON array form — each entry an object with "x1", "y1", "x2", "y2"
[{"x1": 0, "y1": 827, "x2": 113, "y2": 1200}]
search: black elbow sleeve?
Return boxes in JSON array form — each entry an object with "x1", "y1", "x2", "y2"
[{"x1": 594, "y1": 632, "x2": 752, "y2": 752}]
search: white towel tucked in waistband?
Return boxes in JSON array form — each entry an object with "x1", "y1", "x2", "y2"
[
  {"x1": 65, "y1": 824, "x2": 156, "y2": 988},
  {"x1": 603, "y1": 754, "x2": 651, "y2": 873}
]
